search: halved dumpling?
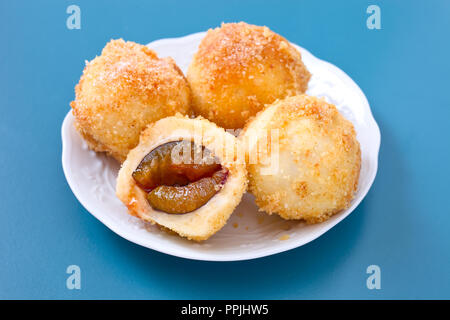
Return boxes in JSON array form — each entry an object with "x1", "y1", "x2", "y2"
[{"x1": 116, "y1": 114, "x2": 247, "y2": 241}]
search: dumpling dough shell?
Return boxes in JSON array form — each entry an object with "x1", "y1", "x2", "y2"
[
  {"x1": 71, "y1": 39, "x2": 191, "y2": 162},
  {"x1": 240, "y1": 95, "x2": 361, "y2": 223},
  {"x1": 116, "y1": 115, "x2": 248, "y2": 241},
  {"x1": 187, "y1": 22, "x2": 310, "y2": 129}
]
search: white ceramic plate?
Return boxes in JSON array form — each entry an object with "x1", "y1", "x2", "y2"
[{"x1": 62, "y1": 32, "x2": 380, "y2": 261}]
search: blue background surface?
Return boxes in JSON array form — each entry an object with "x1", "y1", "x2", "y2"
[{"x1": 1, "y1": 0, "x2": 449, "y2": 299}]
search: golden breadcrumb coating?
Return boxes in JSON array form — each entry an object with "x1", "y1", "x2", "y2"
[
  {"x1": 187, "y1": 22, "x2": 311, "y2": 129},
  {"x1": 116, "y1": 114, "x2": 248, "y2": 241},
  {"x1": 240, "y1": 95, "x2": 361, "y2": 223},
  {"x1": 71, "y1": 39, "x2": 191, "y2": 162}
]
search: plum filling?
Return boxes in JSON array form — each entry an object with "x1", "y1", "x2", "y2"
[{"x1": 132, "y1": 141, "x2": 228, "y2": 214}]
